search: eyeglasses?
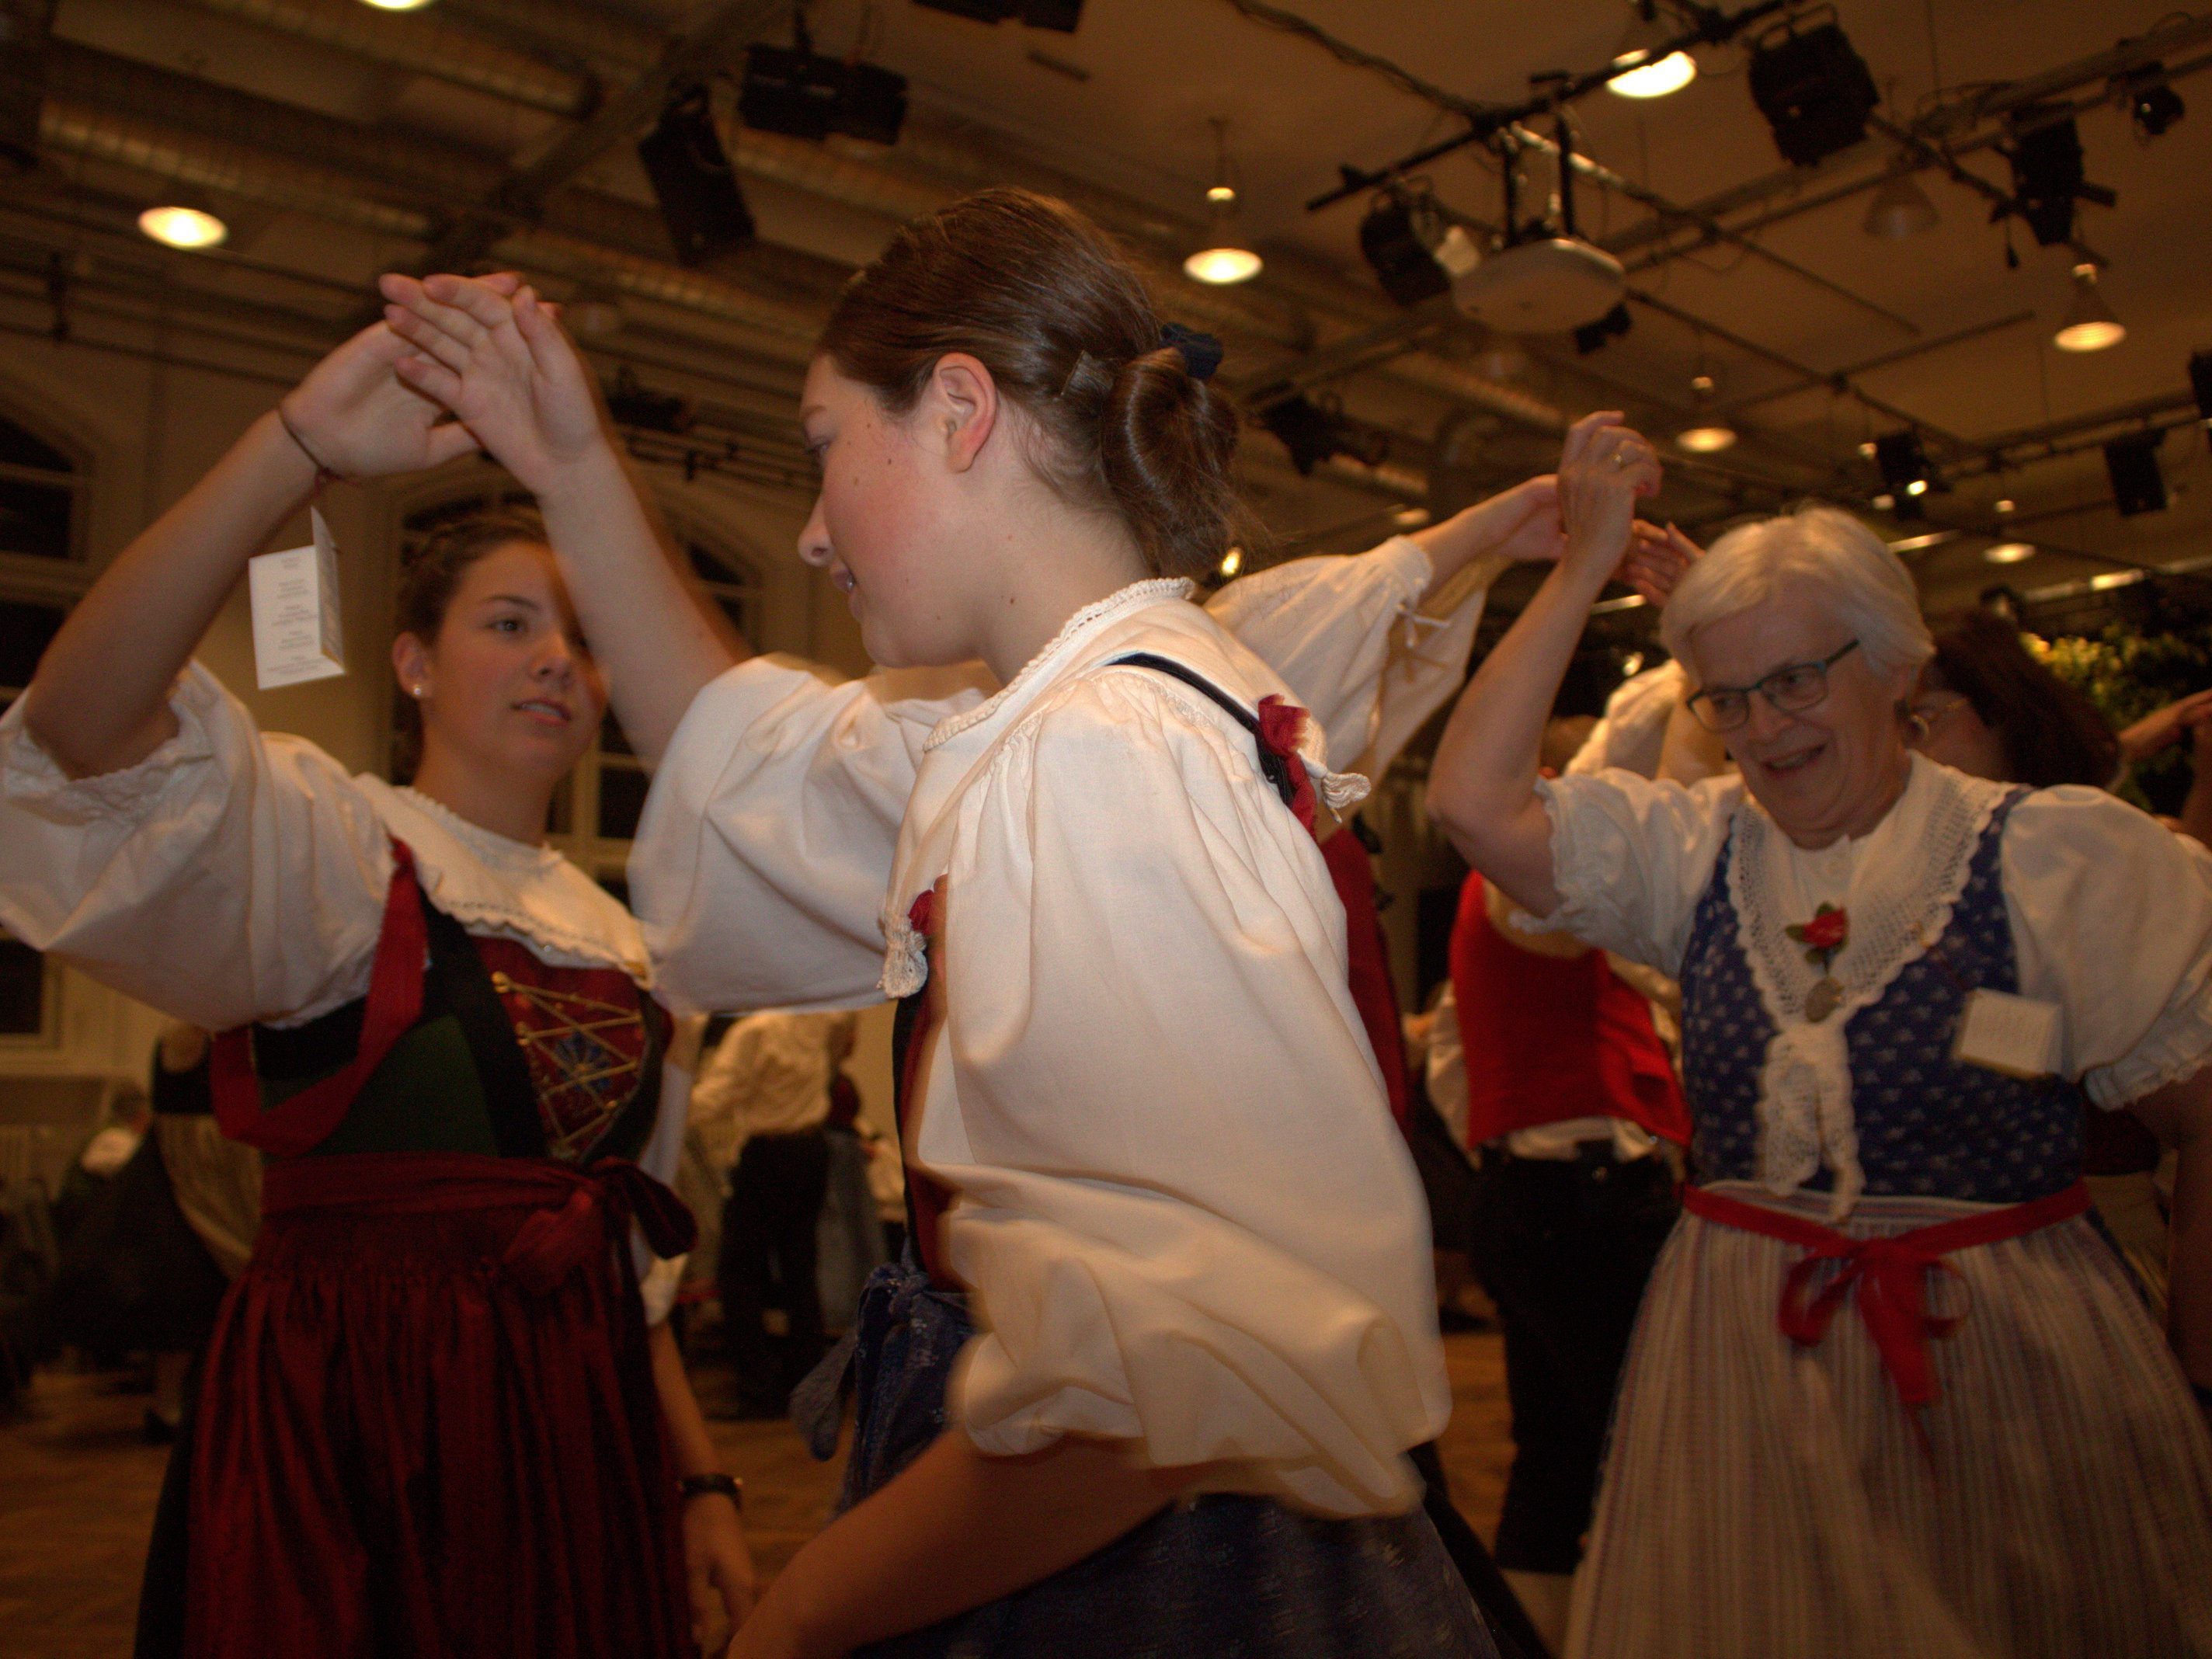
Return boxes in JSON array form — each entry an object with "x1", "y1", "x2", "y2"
[{"x1": 1685, "y1": 639, "x2": 1860, "y2": 733}]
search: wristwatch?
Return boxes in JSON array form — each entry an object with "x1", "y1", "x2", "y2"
[{"x1": 678, "y1": 1472, "x2": 744, "y2": 1511}]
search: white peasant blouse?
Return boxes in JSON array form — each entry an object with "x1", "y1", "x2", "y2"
[
  {"x1": 0, "y1": 663, "x2": 690, "y2": 1318},
  {"x1": 632, "y1": 568, "x2": 1469, "y2": 1518}
]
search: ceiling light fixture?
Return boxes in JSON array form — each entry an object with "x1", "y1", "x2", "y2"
[
  {"x1": 1873, "y1": 430, "x2": 1932, "y2": 519},
  {"x1": 1984, "y1": 541, "x2": 2036, "y2": 564},
  {"x1": 1185, "y1": 119, "x2": 1261, "y2": 285},
  {"x1": 360, "y1": 0, "x2": 436, "y2": 11},
  {"x1": 638, "y1": 83, "x2": 754, "y2": 265},
  {"x1": 2054, "y1": 263, "x2": 2124, "y2": 353},
  {"x1": 1607, "y1": 2, "x2": 1696, "y2": 99},
  {"x1": 1677, "y1": 423, "x2": 1737, "y2": 453},
  {"x1": 137, "y1": 203, "x2": 228, "y2": 249},
  {"x1": 1217, "y1": 546, "x2": 1243, "y2": 579},
  {"x1": 1862, "y1": 173, "x2": 1939, "y2": 238},
  {"x1": 1995, "y1": 496, "x2": 2017, "y2": 513},
  {"x1": 2104, "y1": 430, "x2": 2167, "y2": 516},
  {"x1": 1393, "y1": 506, "x2": 1431, "y2": 528}
]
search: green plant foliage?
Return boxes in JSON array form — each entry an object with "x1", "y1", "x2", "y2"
[{"x1": 2034, "y1": 625, "x2": 2212, "y2": 812}]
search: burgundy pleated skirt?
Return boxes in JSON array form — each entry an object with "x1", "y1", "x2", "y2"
[{"x1": 176, "y1": 1153, "x2": 695, "y2": 1659}]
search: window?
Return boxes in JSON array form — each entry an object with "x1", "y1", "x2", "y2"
[
  {"x1": 0, "y1": 414, "x2": 82, "y2": 562},
  {"x1": 0, "y1": 596, "x2": 64, "y2": 717}
]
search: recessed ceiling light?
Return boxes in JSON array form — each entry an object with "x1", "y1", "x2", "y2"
[
  {"x1": 1905, "y1": 478, "x2": 1929, "y2": 496},
  {"x1": 1392, "y1": 506, "x2": 1431, "y2": 528},
  {"x1": 2091, "y1": 570, "x2": 2142, "y2": 590},
  {"x1": 1677, "y1": 423, "x2": 1736, "y2": 453},
  {"x1": 1984, "y1": 541, "x2": 2035, "y2": 564},
  {"x1": 1994, "y1": 497, "x2": 2016, "y2": 513},
  {"x1": 360, "y1": 0, "x2": 437, "y2": 10},
  {"x1": 1184, "y1": 245, "x2": 1261, "y2": 284},
  {"x1": 137, "y1": 204, "x2": 228, "y2": 249}
]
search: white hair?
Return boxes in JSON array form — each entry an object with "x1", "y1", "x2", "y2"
[{"x1": 1659, "y1": 505, "x2": 1933, "y2": 683}]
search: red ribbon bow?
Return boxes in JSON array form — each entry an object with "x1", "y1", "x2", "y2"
[
  {"x1": 1682, "y1": 1181, "x2": 2089, "y2": 1455},
  {"x1": 1256, "y1": 694, "x2": 1317, "y2": 830}
]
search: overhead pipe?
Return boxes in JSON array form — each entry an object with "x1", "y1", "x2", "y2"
[{"x1": 176, "y1": 0, "x2": 599, "y2": 120}]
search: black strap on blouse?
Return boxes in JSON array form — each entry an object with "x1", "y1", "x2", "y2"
[{"x1": 1106, "y1": 652, "x2": 1303, "y2": 814}]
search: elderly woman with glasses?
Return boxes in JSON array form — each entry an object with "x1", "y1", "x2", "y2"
[{"x1": 1427, "y1": 414, "x2": 2212, "y2": 1659}]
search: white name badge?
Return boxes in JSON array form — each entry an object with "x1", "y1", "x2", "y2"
[
  {"x1": 1952, "y1": 989, "x2": 2063, "y2": 1081},
  {"x1": 249, "y1": 507, "x2": 346, "y2": 690}
]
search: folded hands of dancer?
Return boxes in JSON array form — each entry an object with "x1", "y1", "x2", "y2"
[{"x1": 378, "y1": 271, "x2": 609, "y2": 499}]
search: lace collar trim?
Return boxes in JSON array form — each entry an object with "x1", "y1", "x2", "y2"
[
  {"x1": 360, "y1": 779, "x2": 651, "y2": 983},
  {"x1": 924, "y1": 578, "x2": 1195, "y2": 751},
  {"x1": 1725, "y1": 756, "x2": 2005, "y2": 1219}
]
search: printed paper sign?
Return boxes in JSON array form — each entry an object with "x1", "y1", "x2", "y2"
[{"x1": 249, "y1": 506, "x2": 346, "y2": 690}]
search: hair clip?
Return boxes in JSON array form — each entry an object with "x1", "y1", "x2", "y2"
[{"x1": 1160, "y1": 322, "x2": 1224, "y2": 384}]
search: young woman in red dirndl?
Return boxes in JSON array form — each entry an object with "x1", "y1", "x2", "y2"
[{"x1": 0, "y1": 317, "x2": 753, "y2": 1657}]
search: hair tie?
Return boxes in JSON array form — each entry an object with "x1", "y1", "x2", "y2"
[{"x1": 1160, "y1": 322, "x2": 1223, "y2": 384}]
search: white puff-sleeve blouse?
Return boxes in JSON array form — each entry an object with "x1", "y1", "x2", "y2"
[
  {"x1": 637, "y1": 536, "x2": 1474, "y2": 1016},
  {"x1": 896, "y1": 590, "x2": 1448, "y2": 1518},
  {"x1": 1529, "y1": 754, "x2": 2212, "y2": 1109},
  {"x1": 0, "y1": 663, "x2": 693, "y2": 1319}
]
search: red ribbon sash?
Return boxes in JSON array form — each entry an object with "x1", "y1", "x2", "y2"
[
  {"x1": 209, "y1": 841, "x2": 430, "y2": 1158},
  {"x1": 1682, "y1": 1181, "x2": 2090, "y2": 1443}
]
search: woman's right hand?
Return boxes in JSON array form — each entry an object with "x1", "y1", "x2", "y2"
[
  {"x1": 2120, "y1": 687, "x2": 2212, "y2": 764},
  {"x1": 378, "y1": 273, "x2": 609, "y2": 498},
  {"x1": 1556, "y1": 411, "x2": 1661, "y2": 583}
]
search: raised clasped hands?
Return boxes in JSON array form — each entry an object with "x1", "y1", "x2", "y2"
[
  {"x1": 377, "y1": 270, "x2": 610, "y2": 499},
  {"x1": 1556, "y1": 411, "x2": 1662, "y2": 584},
  {"x1": 276, "y1": 277, "x2": 530, "y2": 481}
]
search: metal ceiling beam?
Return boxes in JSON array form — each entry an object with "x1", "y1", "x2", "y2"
[
  {"x1": 1713, "y1": 309, "x2": 2039, "y2": 416},
  {"x1": 173, "y1": 0, "x2": 599, "y2": 119}
]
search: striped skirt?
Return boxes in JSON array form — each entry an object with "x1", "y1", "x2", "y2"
[{"x1": 1569, "y1": 1182, "x2": 2212, "y2": 1658}]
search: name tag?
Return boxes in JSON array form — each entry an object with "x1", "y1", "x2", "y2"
[
  {"x1": 1952, "y1": 989, "x2": 2063, "y2": 1080},
  {"x1": 248, "y1": 507, "x2": 346, "y2": 690}
]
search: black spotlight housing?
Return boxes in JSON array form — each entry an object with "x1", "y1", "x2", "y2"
[
  {"x1": 1358, "y1": 188, "x2": 1448, "y2": 306},
  {"x1": 2005, "y1": 111, "x2": 2116, "y2": 246},
  {"x1": 1573, "y1": 302, "x2": 1632, "y2": 355},
  {"x1": 1873, "y1": 430, "x2": 1930, "y2": 493},
  {"x1": 638, "y1": 84, "x2": 755, "y2": 266},
  {"x1": 1748, "y1": 20, "x2": 1880, "y2": 168},
  {"x1": 2105, "y1": 430, "x2": 2169, "y2": 516},
  {"x1": 1259, "y1": 395, "x2": 1350, "y2": 477},
  {"x1": 2189, "y1": 348, "x2": 2212, "y2": 427},
  {"x1": 740, "y1": 20, "x2": 909, "y2": 145},
  {"x1": 2121, "y1": 64, "x2": 2186, "y2": 138}
]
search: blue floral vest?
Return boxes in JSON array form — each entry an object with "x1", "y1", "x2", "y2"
[{"x1": 1678, "y1": 790, "x2": 2086, "y2": 1205}]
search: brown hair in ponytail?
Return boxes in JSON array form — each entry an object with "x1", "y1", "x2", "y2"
[
  {"x1": 390, "y1": 506, "x2": 550, "y2": 782},
  {"x1": 815, "y1": 187, "x2": 1245, "y2": 581}
]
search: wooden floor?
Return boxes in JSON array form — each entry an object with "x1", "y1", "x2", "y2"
[{"x1": 0, "y1": 1335, "x2": 1511, "y2": 1657}]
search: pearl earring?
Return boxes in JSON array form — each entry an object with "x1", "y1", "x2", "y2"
[{"x1": 412, "y1": 684, "x2": 426, "y2": 699}]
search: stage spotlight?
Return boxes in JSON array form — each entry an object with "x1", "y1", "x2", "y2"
[
  {"x1": 1359, "y1": 186, "x2": 1449, "y2": 306},
  {"x1": 741, "y1": 20, "x2": 909, "y2": 144},
  {"x1": 2104, "y1": 431, "x2": 2167, "y2": 516},
  {"x1": 2054, "y1": 263, "x2": 2124, "y2": 353},
  {"x1": 638, "y1": 85, "x2": 755, "y2": 266},
  {"x1": 1572, "y1": 301, "x2": 1632, "y2": 355},
  {"x1": 2120, "y1": 64, "x2": 2185, "y2": 138},
  {"x1": 1259, "y1": 395, "x2": 1351, "y2": 476},
  {"x1": 1748, "y1": 19, "x2": 1879, "y2": 167},
  {"x1": 2188, "y1": 349, "x2": 2212, "y2": 427},
  {"x1": 2005, "y1": 112, "x2": 2114, "y2": 246}
]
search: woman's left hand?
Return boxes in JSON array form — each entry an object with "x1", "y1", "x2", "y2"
[
  {"x1": 1459, "y1": 474, "x2": 1565, "y2": 565},
  {"x1": 683, "y1": 1492, "x2": 758, "y2": 1657},
  {"x1": 279, "y1": 315, "x2": 504, "y2": 481}
]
